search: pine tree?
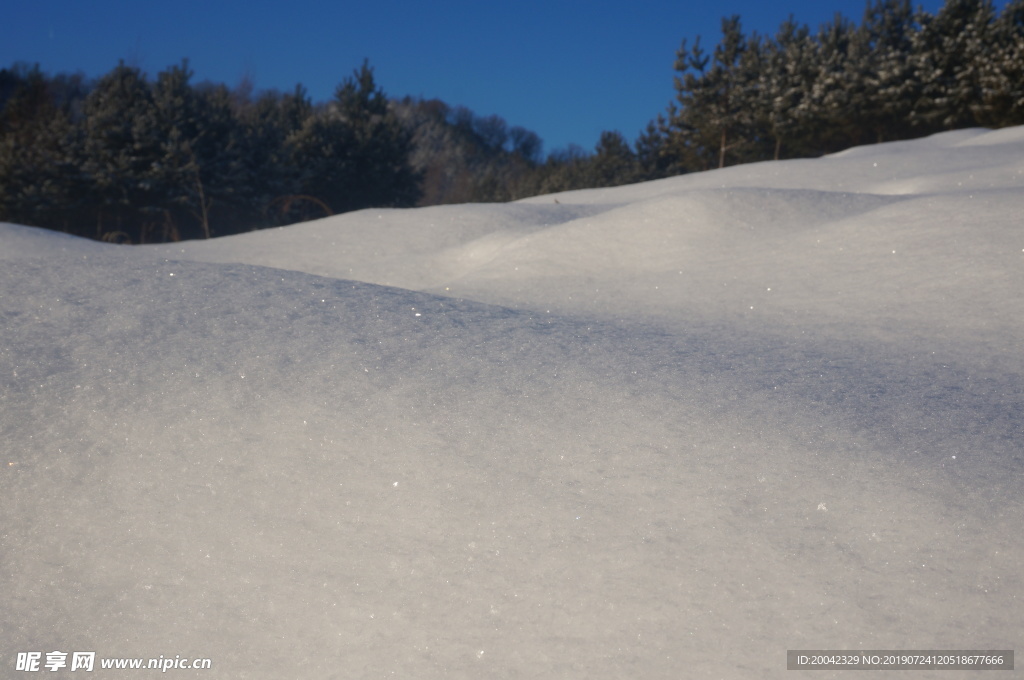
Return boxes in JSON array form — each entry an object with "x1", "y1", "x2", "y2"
[
  {"x1": 854, "y1": 0, "x2": 919, "y2": 143},
  {"x1": 193, "y1": 83, "x2": 250, "y2": 234},
  {"x1": 80, "y1": 62, "x2": 161, "y2": 241},
  {"x1": 148, "y1": 64, "x2": 248, "y2": 240},
  {"x1": 337, "y1": 62, "x2": 420, "y2": 210},
  {"x1": 589, "y1": 130, "x2": 640, "y2": 187},
  {"x1": 237, "y1": 86, "x2": 313, "y2": 225},
  {"x1": 910, "y1": 0, "x2": 996, "y2": 130},
  {"x1": 150, "y1": 61, "x2": 208, "y2": 239},
  {"x1": 634, "y1": 116, "x2": 679, "y2": 179},
  {"x1": 0, "y1": 65, "x2": 81, "y2": 231},
  {"x1": 669, "y1": 17, "x2": 756, "y2": 169},
  {"x1": 759, "y1": 19, "x2": 816, "y2": 159},
  {"x1": 667, "y1": 37, "x2": 714, "y2": 170},
  {"x1": 809, "y1": 13, "x2": 859, "y2": 151},
  {"x1": 976, "y1": 0, "x2": 1024, "y2": 126},
  {"x1": 285, "y1": 106, "x2": 354, "y2": 219}
]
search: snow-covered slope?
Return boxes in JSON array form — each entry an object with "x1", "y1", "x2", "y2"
[{"x1": 2, "y1": 127, "x2": 1022, "y2": 679}]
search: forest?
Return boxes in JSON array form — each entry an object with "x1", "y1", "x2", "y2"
[{"x1": 1, "y1": 0, "x2": 1022, "y2": 243}]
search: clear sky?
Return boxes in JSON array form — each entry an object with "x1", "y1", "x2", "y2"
[{"x1": 1, "y1": 0, "x2": 1009, "y2": 154}]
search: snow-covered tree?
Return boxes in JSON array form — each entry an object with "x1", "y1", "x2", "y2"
[
  {"x1": 756, "y1": 19, "x2": 817, "y2": 159},
  {"x1": 975, "y1": 0, "x2": 1024, "y2": 126},
  {"x1": 854, "y1": 0, "x2": 919, "y2": 142},
  {"x1": 910, "y1": 0, "x2": 996, "y2": 129}
]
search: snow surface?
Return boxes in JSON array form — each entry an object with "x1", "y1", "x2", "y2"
[{"x1": 2, "y1": 127, "x2": 1022, "y2": 679}]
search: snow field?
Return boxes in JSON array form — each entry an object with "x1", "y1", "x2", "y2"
[{"x1": 2, "y1": 126, "x2": 1022, "y2": 678}]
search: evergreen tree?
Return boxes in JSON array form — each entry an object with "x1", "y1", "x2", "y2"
[
  {"x1": 976, "y1": 0, "x2": 1024, "y2": 126},
  {"x1": 634, "y1": 116, "x2": 679, "y2": 179},
  {"x1": 590, "y1": 130, "x2": 640, "y2": 187},
  {"x1": 317, "y1": 61, "x2": 420, "y2": 212},
  {"x1": 669, "y1": 17, "x2": 755, "y2": 169},
  {"x1": 910, "y1": 0, "x2": 996, "y2": 129},
  {"x1": 0, "y1": 65, "x2": 81, "y2": 231},
  {"x1": 759, "y1": 19, "x2": 817, "y2": 159},
  {"x1": 80, "y1": 62, "x2": 161, "y2": 241},
  {"x1": 192, "y1": 82, "x2": 250, "y2": 235},
  {"x1": 285, "y1": 105, "x2": 354, "y2": 219},
  {"x1": 667, "y1": 37, "x2": 714, "y2": 170},
  {"x1": 809, "y1": 13, "x2": 859, "y2": 151},
  {"x1": 855, "y1": 0, "x2": 919, "y2": 142},
  {"x1": 531, "y1": 144, "x2": 592, "y2": 194},
  {"x1": 150, "y1": 61, "x2": 210, "y2": 240},
  {"x1": 238, "y1": 86, "x2": 313, "y2": 225}
]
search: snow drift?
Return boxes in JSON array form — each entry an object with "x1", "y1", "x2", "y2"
[{"x1": 2, "y1": 127, "x2": 1022, "y2": 679}]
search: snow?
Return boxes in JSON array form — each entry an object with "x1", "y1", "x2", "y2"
[{"x1": 2, "y1": 127, "x2": 1022, "y2": 679}]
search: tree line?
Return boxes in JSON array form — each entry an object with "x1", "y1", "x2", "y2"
[
  {"x1": 0, "y1": 60, "x2": 419, "y2": 243},
  {"x1": 1, "y1": 0, "x2": 1022, "y2": 243},
  {"x1": 645, "y1": 0, "x2": 1024, "y2": 173}
]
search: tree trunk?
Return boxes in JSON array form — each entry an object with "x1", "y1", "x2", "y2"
[{"x1": 195, "y1": 173, "x2": 211, "y2": 239}]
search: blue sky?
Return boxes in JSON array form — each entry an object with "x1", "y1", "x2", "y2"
[{"x1": 1, "y1": 0, "x2": 1007, "y2": 154}]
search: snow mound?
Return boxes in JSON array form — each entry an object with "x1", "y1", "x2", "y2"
[
  {"x1": 3, "y1": 127, "x2": 1022, "y2": 679},
  {"x1": 0, "y1": 222, "x2": 111, "y2": 259}
]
